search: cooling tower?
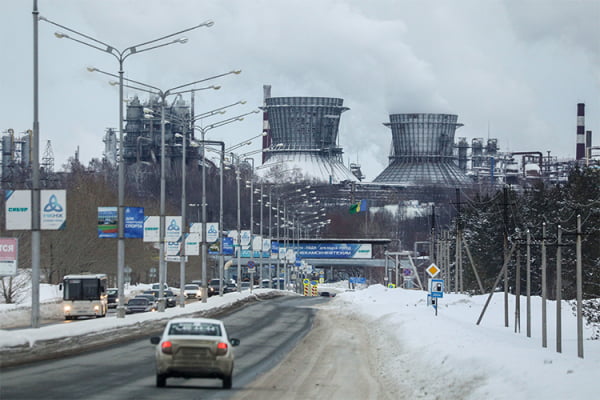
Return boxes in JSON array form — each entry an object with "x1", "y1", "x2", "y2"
[
  {"x1": 373, "y1": 113, "x2": 470, "y2": 186},
  {"x1": 258, "y1": 96, "x2": 358, "y2": 183}
]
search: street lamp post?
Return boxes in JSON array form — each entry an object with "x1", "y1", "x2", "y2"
[
  {"x1": 98, "y1": 71, "x2": 248, "y2": 309},
  {"x1": 235, "y1": 159, "x2": 242, "y2": 291},
  {"x1": 42, "y1": 14, "x2": 214, "y2": 318},
  {"x1": 244, "y1": 157, "x2": 254, "y2": 293},
  {"x1": 193, "y1": 111, "x2": 258, "y2": 302}
]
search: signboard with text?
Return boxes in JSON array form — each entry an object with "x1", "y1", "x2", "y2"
[
  {"x1": 0, "y1": 237, "x2": 18, "y2": 276},
  {"x1": 5, "y1": 190, "x2": 32, "y2": 230},
  {"x1": 40, "y1": 190, "x2": 66, "y2": 230}
]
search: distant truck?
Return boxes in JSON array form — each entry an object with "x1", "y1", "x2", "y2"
[{"x1": 60, "y1": 273, "x2": 108, "y2": 320}]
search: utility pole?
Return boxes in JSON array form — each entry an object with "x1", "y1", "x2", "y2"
[
  {"x1": 430, "y1": 204, "x2": 436, "y2": 265},
  {"x1": 503, "y1": 186, "x2": 510, "y2": 328},
  {"x1": 454, "y1": 188, "x2": 464, "y2": 293},
  {"x1": 576, "y1": 215, "x2": 583, "y2": 358},
  {"x1": 556, "y1": 225, "x2": 562, "y2": 353},
  {"x1": 542, "y1": 222, "x2": 547, "y2": 348}
]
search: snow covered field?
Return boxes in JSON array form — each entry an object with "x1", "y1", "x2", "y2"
[{"x1": 1, "y1": 282, "x2": 598, "y2": 399}]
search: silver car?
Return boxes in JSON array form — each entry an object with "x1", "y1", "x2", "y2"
[{"x1": 150, "y1": 318, "x2": 240, "y2": 388}]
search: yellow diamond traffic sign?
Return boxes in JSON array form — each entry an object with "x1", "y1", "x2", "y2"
[{"x1": 426, "y1": 263, "x2": 440, "y2": 278}]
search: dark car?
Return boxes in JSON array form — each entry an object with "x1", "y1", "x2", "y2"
[
  {"x1": 208, "y1": 279, "x2": 226, "y2": 296},
  {"x1": 125, "y1": 298, "x2": 155, "y2": 314},
  {"x1": 224, "y1": 282, "x2": 237, "y2": 293},
  {"x1": 320, "y1": 291, "x2": 336, "y2": 297},
  {"x1": 107, "y1": 288, "x2": 118, "y2": 309},
  {"x1": 144, "y1": 290, "x2": 177, "y2": 308}
]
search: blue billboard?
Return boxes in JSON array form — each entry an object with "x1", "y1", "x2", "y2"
[
  {"x1": 124, "y1": 207, "x2": 144, "y2": 238},
  {"x1": 280, "y1": 242, "x2": 372, "y2": 259}
]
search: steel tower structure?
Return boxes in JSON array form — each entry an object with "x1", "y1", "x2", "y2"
[
  {"x1": 373, "y1": 113, "x2": 470, "y2": 186},
  {"x1": 259, "y1": 95, "x2": 358, "y2": 183}
]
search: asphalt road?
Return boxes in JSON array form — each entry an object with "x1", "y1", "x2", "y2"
[{"x1": 1, "y1": 295, "x2": 328, "y2": 400}]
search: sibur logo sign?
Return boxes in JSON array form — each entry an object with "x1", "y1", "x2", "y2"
[
  {"x1": 41, "y1": 191, "x2": 66, "y2": 230},
  {"x1": 5, "y1": 190, "x2": 66, "y2": 230}
]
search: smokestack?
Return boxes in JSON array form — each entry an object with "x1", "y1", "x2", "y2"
[
  {"x1": 262, "y1": 85, "x2": 272, "y2": 163},
  {"x1": 576, "y1": 103, "x2": 585, "y2": 160},
  {"x1": 586, "y1": 130, "x2": 592, "y2": 159}
]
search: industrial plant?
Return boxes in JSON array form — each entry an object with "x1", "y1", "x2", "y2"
[{"x1": 1, "y1": 95, "x2": 597, "y2": 192}]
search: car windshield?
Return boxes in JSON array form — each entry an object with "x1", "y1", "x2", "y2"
[
  {"x1": 184, "y1": 285, "x2": 198, "y2": 290},
  {"x1": 168, "y1": 322, "x2": 222, "y2": 336},
  {"x1": 107, "y1": 289, "x2": 117, "y2": 295}
]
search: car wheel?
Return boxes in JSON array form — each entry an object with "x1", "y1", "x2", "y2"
[
  {"x1": 156, "y1": 374, "x2": 167, "y2": 387},
  {"x1": 222, "y1": 375, "x2": 232, "y2": 389}
]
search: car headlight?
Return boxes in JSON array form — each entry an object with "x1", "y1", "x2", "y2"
[
  {"x1": 93, "y1": 305, "x2": 100, "y2": 311},
  {"x1": 64, "y1": 305, "x2": 71, "y2": 312}
]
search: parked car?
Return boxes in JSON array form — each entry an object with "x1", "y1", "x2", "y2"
[
  {"x1": 240, "y1": 281, "x2": 251, "y2": 291},
  {"x1": 125, "y1": 297, "x2": 155, "y2": 314},
  {"x1": 150, "y1": 318, "x2": 240, "y2": 388},
  {"x1": 319, "y1": 291, "x2": 336, "y2": 297},
  {"x1": 144, "y1": 290, "x2": 177, "y2": 308},
  {"x1": 107, "y1": 288, "x2": 118, "y2": 309},
  {"x1": 183, "y1": 284, "x2": 202, "y2": 299}
]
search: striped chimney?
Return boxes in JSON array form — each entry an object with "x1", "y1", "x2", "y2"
[{"x1": 576, "y1": 103, "x2": 585, "y2": 160}]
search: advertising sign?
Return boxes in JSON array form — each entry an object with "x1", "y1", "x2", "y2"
[
  {"x1": 143, "y1": 216, "x2": 159, "y2": 242},
  {"x1": 166, "y1": 241, "x2": 180, "y2": 256},
  {"x1": 97, "y1": 206, "x2": 118, "y2": 238},
  {"x1": 208, "y1": 239, "x2": 221, "y2": 255},
  {"x1": 0, "y1": 237, "x2": 18, "y2": 276},
  {"x1": 291, "y1": 243, "x2": 372, "y2": 259},
  {"x1": 228, "y1": 230, "x2": 239, "y2": 245},
  {"x1": 206, "y1": 222, "x2": 219, "y2": 243},
  {"x1": 240, "y1": 230, "x2": 251, "y2": 247},
  {"x1": 41, "y1": 190, "x2": 66, "y2": 230},
  {"x1": 124, "y1": 207, "x2": 144, "y2": 238},
  {"x1": 222, "y1": 237, "x2": 234, "y2": 255},
  {"x1": 5, "y1": 190, "x2": 32, "y2": 230},
  {"x1": 262, "y1": 238, "x2": 271, "y2": 252},
  {"x1": 190, "y1": 222, "x2": 202, "y2": 234},
  {"x1": 271, "y1": 241, "x2": 280, "y2": 259},
  {"x1": 185, "y1": 233, "x2": 200, "y2": 256},
  {"x1": 165, "y1": 216, "x2": 182, "y2": 242}
]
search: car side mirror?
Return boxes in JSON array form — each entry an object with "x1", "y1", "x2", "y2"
[
  {"x1": 150, "y1": 336, "x2": 161, "y2": 345},
  {"x1": 230, "y1": 338, "x2": 240, "y2": 347}
]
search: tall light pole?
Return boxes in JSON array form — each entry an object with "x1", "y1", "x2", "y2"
[
  {"x1": 193, "y1": 111, "x2": 258, "y2": 302},
  {"x1": 109, "y1": 79, "x2": 223, "y2": 312},
  {"x1": 42, "y1": 15, "x2": 214, "y2": 318},
  {"x1": 31, "y1": 0, "x2": 41, "y2": 328},
  {"x1": 235, "y1": 157, "x2": 242, "y2": 290},
  {"x1": 244, "y1": 157, "x2": 255, "y2": 292}
]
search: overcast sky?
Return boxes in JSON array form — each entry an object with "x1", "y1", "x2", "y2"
[{"x1": 2, "y1": 0, "x2": 599, "y2": 180}]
